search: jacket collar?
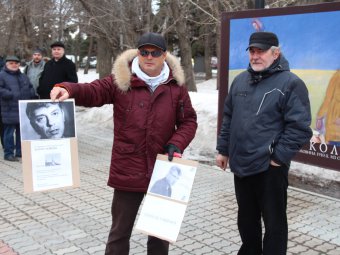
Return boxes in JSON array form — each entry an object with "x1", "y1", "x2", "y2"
[
  {"x1": 52, "y1": 55, "x2": 66, "y2": 63},
  {"x1": 28, "y1": 60, "x2": 45, "y2": 68},
  {"x1": 247, "y1": 55, "x2": 290, "y2": 84},
  {"x1": 4, "y1": 66, "x2": 21, "y2": 75},
  {"x1": 112, "y1": 49, "x2": 185, "y2": 92}
]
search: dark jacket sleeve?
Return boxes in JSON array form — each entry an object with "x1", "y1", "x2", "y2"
[
  {"x1": 28, "y1": 80, "x2": 37, "y2": 99},
  {"x1": 167, "y1": 86, "x2": 197, "y2": 152},
  {"x1": 66, "y1": 61, "x2": 78, "y2": 83},
  {"x1": 271, "y1": 78, "x2": 312, "y2": 165},
  {"x1": 216, "y1": 92, "x2": 232, "y2": 156},
  {"x1": 0, "y1": 76, "x2": 13, "y2": 100}
]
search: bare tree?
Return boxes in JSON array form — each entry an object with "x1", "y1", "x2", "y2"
[
  {"x1": 0, "y1": 0, "x2": 334, "y2": 73},
  {"x1": 76, "y1": 0, "x2": 156, "y2": 78},
  {"x1": 167, "y1": 0, "x2": 197, "y2": 92}
]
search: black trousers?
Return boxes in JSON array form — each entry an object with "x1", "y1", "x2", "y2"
[
  {"x1": 234, "y1": 165, "x2": 289, "y2": 255},
  {"x1": 105, "y1": 189, "x2": 169, "y2": 255}
]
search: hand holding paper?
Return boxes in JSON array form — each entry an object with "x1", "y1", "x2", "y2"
[{"x1": 164, "y1": 144, "x2": 181, "y2": 161}]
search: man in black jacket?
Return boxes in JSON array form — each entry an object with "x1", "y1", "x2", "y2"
[
  {"x1": 38, "y1": 41, "x2": 78, "y2": 99},
  {"x1": 216, "y1": 32, "x2": 312, "y2": 255}
]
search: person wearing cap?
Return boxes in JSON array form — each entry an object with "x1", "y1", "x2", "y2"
[
  {"x1": 50, "y1": 32, "x2": 197, "y2": 254},
  {"x1": 216, "y1": 31, "x2": 312, "y2": 254},
  {"x1": 24, "y1": 48, "x2": 45, "y2": 96},
  {"x1": 38, "y1": 41, "x2": 77, "y2": 99},
  {"x1": 0, "y1": 56, "x2": 36, "y2": 161}
]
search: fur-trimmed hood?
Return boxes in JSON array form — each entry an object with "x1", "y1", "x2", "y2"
[{"x1": 112, "y1": 49, "x2": 185, "y2": 92}]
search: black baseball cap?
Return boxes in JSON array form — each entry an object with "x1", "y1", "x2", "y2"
[
  {"x1": 50, "y1": 41, "x2": 65, "y2": 48},
  {"x1": 137, "y1": 32, "x2": 167, "y2": 51},
  {"x1": 246, "y1": 32, "x2": 279, "y2": 51}
]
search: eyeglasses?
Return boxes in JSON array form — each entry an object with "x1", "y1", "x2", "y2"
[{"x1": 139, "y1": 49, "x2": 164, "y2": 58}]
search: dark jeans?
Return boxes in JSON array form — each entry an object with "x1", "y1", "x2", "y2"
[
  {"x1": 3, "y1": 124, "x2": 21, "y2": 158},
  {"x1": 234, "y1": 165, "x2": 289, "y2": 255},
  {"x1": 105, "y1": 189, "x2": 169, "y2": 255}
]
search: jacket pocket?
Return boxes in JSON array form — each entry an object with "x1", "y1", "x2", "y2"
[{"x1": 113, "y1": 141, "x2": 136, "y2": 154}]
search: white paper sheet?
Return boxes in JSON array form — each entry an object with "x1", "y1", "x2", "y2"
[
  {"x1": 30, "y1": 139, "x2": 73, "y2": 191},
  {"x1": 135, "y1": 195, "x2": 187, "y2": 243}
]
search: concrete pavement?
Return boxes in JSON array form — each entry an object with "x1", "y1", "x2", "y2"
[{"x1": 0, "y1": 124, "x2": 340, "y2": 255}]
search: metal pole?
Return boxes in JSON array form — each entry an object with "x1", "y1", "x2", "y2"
[{"x1": 255, "y1": 0, "x2": 265, "y2": 9}]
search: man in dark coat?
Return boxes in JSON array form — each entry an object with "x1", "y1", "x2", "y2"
[
  {"x1": 216, "y1": 32, "x2": 312, "y2": 255},
  {"x1": 0, "y1": 56, "x2": 36, "y2": 161},
  {"x1": 38, "y1": 41, "x2": 78, "y2": 99},
  {"x1": 50, "y1": 32, "x2": 197, "y2": 255}
]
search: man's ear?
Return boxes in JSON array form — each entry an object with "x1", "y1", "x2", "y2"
[{"x1": 273, "y1": 48, "x2": 280, "y2": 60}]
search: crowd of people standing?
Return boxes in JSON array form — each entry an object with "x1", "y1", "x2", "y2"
[{"x1": 0, "y1": 41, "x2": 78, "y2": 161}]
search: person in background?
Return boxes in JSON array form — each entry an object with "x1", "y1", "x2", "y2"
[
  {"x1": 216, "y1": 32, "x2": 312, "y2": 255},
  {"x1": 0, "y1": 56, "x2": 36, "y2": 161},
  {"x1": 50, "y1": 32, "x2": 197, "y2": 255},
  {"x1": 0, "y1": 107, "x2": 3, "y2": 148},
  {"x1": 0, "y1": 55, "x2": 4, "y2": 147},
  {"x1": 38, "y1": 41, "x2": 77, "y2": 99},
  {"x1": 24, "y1": 48, "x2": 45, "y2": 97}
]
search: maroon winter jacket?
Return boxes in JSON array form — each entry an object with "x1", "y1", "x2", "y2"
[{"x1": 60, "y1": 49, "x2": 197, "y2": 192}]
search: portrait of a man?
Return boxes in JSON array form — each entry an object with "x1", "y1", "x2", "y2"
[
  {"x1": 149, "y1": 165, "x2": 182, "y2": 198},
  {"x1": 19, "y1": 100, "x2": 76, "y2": 140}
]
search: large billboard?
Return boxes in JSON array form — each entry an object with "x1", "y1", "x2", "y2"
[{"x1": 218, "y1": 2, "x2": 340, "y2": 171}]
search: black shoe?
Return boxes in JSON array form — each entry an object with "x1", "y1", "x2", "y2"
[
  {"x1": 15, "y1": 155, "x2": 22, "y2": 158},
  {"x1": 4, "y1": 156, "x2": 19, "y2": 162}
]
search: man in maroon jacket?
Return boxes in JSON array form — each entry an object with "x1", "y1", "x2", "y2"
[{"x1": 50, "y1": 32, "x2": 197, "y2": 255}]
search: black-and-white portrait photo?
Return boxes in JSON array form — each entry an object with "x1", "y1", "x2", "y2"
[
  {"x1": 19, "y1": 99, "x2": 76, "y2": 140},
  {"x1": 150, "y1": 165, "x2": 182, "y2": 198},
  {"x1": 148, "y1": 160, "x2": 197, "y2": 202}
]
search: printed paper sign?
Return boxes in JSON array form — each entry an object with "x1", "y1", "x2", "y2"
[
  {"x1": 135, "y1": 154, "x2": 198, "y2": 243},
  {"x1": 30, "y1": 139, "x2": 73, "y2": 191},
  {"x1": 20, "y1": 99, "x2": 80, "y2": 193}
]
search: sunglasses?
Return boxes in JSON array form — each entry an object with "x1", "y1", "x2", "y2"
[{"x1": 139, "y1": 49, "x2": 164, "y2": 58}]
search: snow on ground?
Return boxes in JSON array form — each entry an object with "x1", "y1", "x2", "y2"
[{"x1": 76, "y1": 69, "x2": 340, "y2": 185}]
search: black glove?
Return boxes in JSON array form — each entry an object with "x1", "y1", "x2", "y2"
[{"x1": 164, "y1": 144, "x2": 181, "y2": 161}]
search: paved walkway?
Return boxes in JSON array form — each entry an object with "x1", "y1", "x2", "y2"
[{"x1": 0, "y1": 124, "x2": 340, "y2": 255}]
